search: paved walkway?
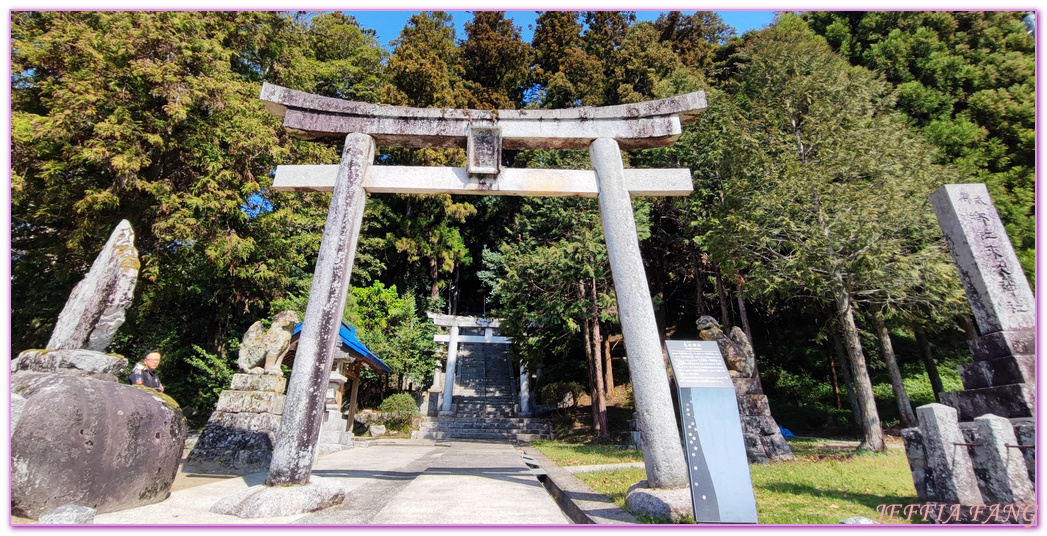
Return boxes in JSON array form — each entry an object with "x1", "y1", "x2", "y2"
[{"x1": 93, "y1": 440, "x2": 570, "y2": 525}]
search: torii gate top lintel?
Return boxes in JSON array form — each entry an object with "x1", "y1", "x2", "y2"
[{"x1": 260, "y1": 82, "x2": 707, "y2": 151}]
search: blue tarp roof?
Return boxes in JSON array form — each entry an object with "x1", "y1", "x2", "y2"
[{"x1": 291, "y1": 322, "x2": 391, "y2": 373}]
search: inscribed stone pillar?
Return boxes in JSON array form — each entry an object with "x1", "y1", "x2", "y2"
[
  {"x1": 266, "y1": 133, "x2": 373, "y2": 486},
  {"x1": 930, "y1": 184, "x2": 1035, "y2": 420},
  {"x1": 916, "y1": 404, "x2": 981, "y2": 505},
  {"x1": 590, "y1": 137, "x2": 688, "y2": 489},
  {"x1": 440, "y1": 323, "x2": 460, "y2": 416}
]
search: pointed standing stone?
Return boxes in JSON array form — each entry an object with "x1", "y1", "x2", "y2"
[{"x1": 46, "y1": 220, "x2": 139, "y2": 352}]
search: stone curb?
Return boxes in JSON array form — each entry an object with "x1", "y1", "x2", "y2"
[{"x1": 518, "y1": 446, "x2": 638, "y2": 524}]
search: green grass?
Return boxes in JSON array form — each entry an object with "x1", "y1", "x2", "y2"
[
  {"x1": 529, "y1": 439, "x2": 644, "y2": 466},
  {"x1": 536, "y1": 438, "x2": 919, "y2": 524}
]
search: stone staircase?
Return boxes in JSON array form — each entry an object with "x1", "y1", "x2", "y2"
[{"x1": 414, "y1": 342, "x2": 553, "y2": 441}]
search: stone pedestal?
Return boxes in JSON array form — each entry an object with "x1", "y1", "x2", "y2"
[
  {"x1": 930, "y1": 184, "x2": 1035, "y2": 421},
  {"x1": 733, "y1": 378, "x2": 794, "y2": 463},
  {"x1": 183, "y1": 374, "x2": 286, "y2": 475}
]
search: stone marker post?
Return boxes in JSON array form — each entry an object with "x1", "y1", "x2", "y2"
[
  {"x1": 929, "y1": 184, "x2": 1035, "y2": 420},
  {"x1": 916, "y1": 404, "x2": 982, "y2": 505},
  {"x1": 591, "y1": 138, "x2": 688, "y2": 490},
  {"x1": 973, "y1": 414, "x2": 1034, "y2": 504},
  {"x1": 266, "y1": 134, "x2": 373, "y2": 486}
]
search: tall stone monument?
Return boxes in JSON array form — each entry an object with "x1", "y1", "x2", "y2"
[
  {"x1": 255, "y1": 83, "x2": 706, "y2": 504},
  {"x1": 929, "y1": 183, "x2": 1034, "y2": 420}
]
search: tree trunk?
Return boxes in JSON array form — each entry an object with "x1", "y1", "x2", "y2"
[
  {"x1": 828, "y1": 350, "x2": 842, "y2": 410},
  {"x1": 712, "y1": 261, "x2": 731, "y2": 329},
  {"x1": 450, "y1": 263, "x2": 460, "y2": 315},
  {"x1": 590, "y1": 276, "x2": 613, "y2": 398},
  {"x1": 831, "y1": 327, "x2": 861, "y2": 427},
  {"x1": 914, "y1": 325, "x2": 944, "y2": 401},
  {"x1": 581, "y1": 283, "x2": 609, "y2": 439},
  {"x1": 428, "y1": 256, "x2": 439, "y2": 299},
  {"x1": 873, "y1": 311, "x2": 916, "y2": 428},
  {"x1": 693, "y1": 252, "x2": 707, "y2": 317},
  {"x1": 734, "y1": 281, "x2": 753, "y2": 345},
  {"x1": 603, "y1": 335, "x2": 614, "y2": 397},
  {"x1": 834, "y1": 290, "x2": 885, "y2": 452}
]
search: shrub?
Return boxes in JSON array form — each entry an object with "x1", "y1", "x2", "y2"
[
  {"x1": 538, "y1": 381, "x2": 585, "y2": 409},
  {"x1": 379, "y1": 393, "x2": 418, "y2": 431}
]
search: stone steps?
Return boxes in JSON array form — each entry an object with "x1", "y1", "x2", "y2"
[{"x1": 413, "y1": 416, "x2": 554, "y2": 441}]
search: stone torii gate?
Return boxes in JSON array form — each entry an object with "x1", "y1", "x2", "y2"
[{"x1": 260, "y1": 82, "x2": 705, "y2": 492}]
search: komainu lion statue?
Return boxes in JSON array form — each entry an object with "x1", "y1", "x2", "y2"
[
  {"x1": 696, "y1": 315, "x2": 755, "y2": 377},
  {"x1": 237, "y1": 310, "x2": 300, "y2": 375}
]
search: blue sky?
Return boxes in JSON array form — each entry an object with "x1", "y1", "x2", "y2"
[{"x1": 346, "y1": 10, "x2": 778, "y2": 49}]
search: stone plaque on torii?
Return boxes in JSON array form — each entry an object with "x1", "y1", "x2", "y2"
[{"x1": 259, "y1": 82, "x2": 705, "y2": 494}]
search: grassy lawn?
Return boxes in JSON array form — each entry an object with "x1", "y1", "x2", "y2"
[
  {"x1": 529, "y1": 439, "x2": 643, "y2": 466},
  {"x1": 536, "y1": 437, "x2": 919, "y2": 524}
]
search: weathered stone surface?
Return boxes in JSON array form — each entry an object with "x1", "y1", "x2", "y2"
[
  {"x1": 274, "y1": 164, "x2": 694, "y2": 197},
  {"x1": 741, "y1": 415, "x2": 779, "y2": 436},
  {"x1": 1011, "y1": 418, "x2": 1035, "y2": 482},
  {"x1": 467, "y1": 125, "x2": 501, "y2": 175},
  {"x1": 592, "y1": 137, "x2": 687, "y2": 489},
  {"x1": 11, "y1": 373, "x2": 186, "y2": 519},
  {"x1": 930, "y1": 184, "x2": 1034, "y2": 336},
  {"x1": 940, "y1": 383, "x2": 1034, "y2": 421},
  {"x1": 624, "y1": 481, "x2": 692, "y2": 523},
  {"x1": 209, "y1": 476, "x2": 345, "y2": 518},
  {"x1": 697, "y1": 316, "x2": 754, "y2": 377},
  {"x1": 738, "y1": 394, "x2": 770, "y2": 416},
  {"x1": 368, "y1": 424, "x2": 387, "y2": 437},
  {"x1": 46, "y1": 220, "x2": 139, "y2": 352},
  {"x1": 11, "y1": 392, "x2": 27, "y2": 436},
  {"x1": 238, "y1": 310, "x2": 300, "y2": 374},
  {"x1": 268, "y1": 133, "x2": 373, "y2": 486},
  {"x1": 916, "y1": 404, "x2": 981, "y2": 505},
  {"x1": 230, "y1": 373, "x2": 287, "y2": 393},
  {"x1": 840, "y1": 516, "x2": 876, "y2": 524},
  {"x1": 214, "y1": 390, "x2": 286, "y2": 414},
  {"x1": 972, "y1": 414, "x2": 1034, "y2": 504},
  {"x1": 261, "y1": 82, "x2": 706, "y2": 150},
  {"x1": 38, "y1": 504, "x2": 97, "y2": 524},
  {"x1": 969, "y1": 329, "x2": 1035, "y2": 361},
  {"x1": 732, "y1": 378, "x2": 761, "y2": 397},
  {"x1": 958, "y1": 354, "x2": 1034, "y2": 389},
  {"x1": 13, "y1": 349, "x2": 127, "y2": 382},
  {"x1": 901, "y1": 427, "x2": 928, "y2": 501}
]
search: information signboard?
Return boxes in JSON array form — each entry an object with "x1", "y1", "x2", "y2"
[{"x1": 665, "y1": 340, "x2": 758, "y2": 524}]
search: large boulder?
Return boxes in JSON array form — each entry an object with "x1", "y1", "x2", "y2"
[
  {"x1": 46, "y1": 219, "x2": 139, "y2": 352},
  {"x1": 11, "y1": 373, "x2": 187, "y2": 519}
]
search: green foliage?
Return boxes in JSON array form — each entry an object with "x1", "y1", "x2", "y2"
[
  {"x1": 537, "y1": 381, "x2": 586, "y2": 409},
  {"x1": 804, "y1": 11, "x2": 1036, "y2": 282},
  {"x1": 344, "y1": 281, "x2": 438, "y2": 388},
  {"x1": 178, "y1": 343, "x2": 239, "y2": 426},
  {"x1": 379, "y1": 392, "x2": 419, "y2": 431}
]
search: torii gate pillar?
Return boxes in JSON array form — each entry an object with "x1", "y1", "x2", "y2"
[
  {"x1": 266, "y1": 134, "x2": 373, "y2": 486},
  {"x1": 591, "y1": 138, "x2": 688, "y2": 488}
]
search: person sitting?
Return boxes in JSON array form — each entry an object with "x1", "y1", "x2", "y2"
[{"x1": 129, "y1": 350, "x2": 164, "y2": 392}]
